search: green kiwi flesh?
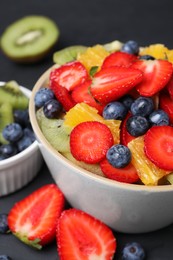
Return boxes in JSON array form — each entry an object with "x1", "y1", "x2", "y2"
[
  {"x1": 53, "y1": 45, "x2": 87, "y2": 65},
  {"x1": 0, "y1": 16, "x2": 60, "y2": 63},
  {"x1": 0, "y1": 102, "x2": 14, "y2": 144}
]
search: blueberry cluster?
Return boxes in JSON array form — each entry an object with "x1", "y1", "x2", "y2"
[
  {"x1": 103, "y1": 95, "x2": 169, "y2": 168},
  {"x1": 34, "y1": 87, "x2": 62, "y2": 118},
  {"x1": 0, "y1": 109, "x2": 35, "y2": 161},
  {"x1": 122, "y1": 242, "x2": 145, "y2": 260}
]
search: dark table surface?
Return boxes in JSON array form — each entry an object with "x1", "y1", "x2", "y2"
[{"x1": 1, "y1": 0, "x2": 173, "y2": 259}]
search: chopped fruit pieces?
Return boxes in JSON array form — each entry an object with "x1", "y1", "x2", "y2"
[
  {"x1": 139, "y1": 44, "x2": 169, "y2": 60},
  {"x1": 8, "y1": 184, "x2": 65, "y2": 249},
  {"x1": 144, "y1": 125, "x2": 173, "y2": 171},
  {"x1": 64, "y1": 102, "x2": 121, "y2": 144},
  {"x1": 120, "y1": 112, "x2": 136, "y2": 146},
  {"x1": 50, "y1": 61, "x2": 88, "y2": 91},
  {"x1": 131, "y1": 59, "x2": 173, "y2": 96},
  {"x1": 128, "y1": 136, "x2": 170, "y2": 185},
  {"x1": 57, "y1": 208, "x2": 116, "y2": 260},
  {"x1": 70, "y1": 121, "x2": 114, "y2": 164},
  {"x1": 102, "y1": 51, "x2": 136, "y2": 68},
  {"x1": 90, "y1": 66, "x2": 143, "y2": 103},
  {"x1": 77, "y1": 44, "x2": 109, "y2": 72},
  {"x1": 100, "y1": 159, "x2": 139, "y2": 184},
  {"x1": 71, "y1": 79, "x2": 104, "y2": 114}
]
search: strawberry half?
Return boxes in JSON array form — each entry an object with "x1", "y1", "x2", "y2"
[
  {"x1": 50, "y1": 61, "x2": 88, "y2": 91},
  {"x1": 131, "y1": 59, "x2": 173, "y2": 96},
  {"x1": 8, "y1": 184, "x2": 65, "y2": 249},
  {"x1": 159, "y1": 90, "x2": 173, "y2": 124},
  {"x1": 166, "y1": 74, "x2": 173, "y2": 100},
  {"x1": 144, "y1": 125, "x2": 173, "y2": 171},
  {"x1": 90, "y1": 66, "x2": 143, "y2": 104},
  {"x1": 71, "y1": 79, "x2": 105, "y2": 114},
  {"x1": 102, "y1": 51, "x2": 137, "y2": 68},
  {"x1": 70, "y1": 121, "x2": 114, "y2": 164},
  {"x1": 100, "y1": 158, "x2": 139, "y2": 184},
  {"x1": 57, "y1": 208, "x2": 117, "y2": 260},
  {"x1": 50, "y1": 80, "x2": 76, "y2": 111}
]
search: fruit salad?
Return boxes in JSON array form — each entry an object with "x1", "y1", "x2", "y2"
[{"x1": 34, "y1": 40, "x2": 173, "y2": 186}]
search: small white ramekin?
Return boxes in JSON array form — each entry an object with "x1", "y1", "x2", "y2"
[{"x1": 0, "y1": 83, "x2": 43, "y2": 196}]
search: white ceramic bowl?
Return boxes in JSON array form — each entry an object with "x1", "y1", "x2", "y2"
[
  {"x1": 29, "y1": 68, "x2": 173, "y2": 234},
  {"x1": 0, "y1": 82, "x2": 43, "y2": 196}
]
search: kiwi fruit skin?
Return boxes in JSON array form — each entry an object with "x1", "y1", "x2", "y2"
[
  {"x1": 0, "y1": 15, "x2": 60, "y2": 63},
  {"x1": 53, "y1": 45, "x2": 87, "y2": 65}
]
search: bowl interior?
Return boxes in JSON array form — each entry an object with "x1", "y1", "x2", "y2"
[{"x1": 29, "y1": 68, "x2": 173, "y2": 193}]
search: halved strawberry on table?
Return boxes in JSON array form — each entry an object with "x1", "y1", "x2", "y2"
[
  {"x1": 102, "y1": 51, "x2": 137, "y2": 69},
  {"x1": 57, "y1": 208, "x2": 117, "y2": 260},
  {"x1": 131, "y1": 59, "x2": 173, "y2": 96},
  {"x1": 90, "y1": 66, "x2": 143, "y2": 104},
  {"x1": 8, "y1": 184, "x2": 65, "y2": 249}
]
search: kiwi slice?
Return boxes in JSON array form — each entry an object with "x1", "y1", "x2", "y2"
[
  {"x1": 53, "y1": 45, "x2": 87, "y2": 65},
  {"x1": 103, "y1": 40, "x2": 123, "y2": 52},
  {"x1": 0, "y1": 15, "x2": 60, "y2": 63},
  {"x1": 36, "y1": 108, "x2": 71, "y2": 153},
  {"x1": 0, "y1": 102, "x2": 14, "y2": 144},
  {"x1": 0, "y1": 81, "x2": 28, "y2": 109}
]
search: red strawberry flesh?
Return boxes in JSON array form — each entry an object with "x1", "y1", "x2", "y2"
[
  {"x1": 102, "y1": 51, "x2": 137, "y2": 68},
  {"x1": 70, "y1": 121, "x2": 114, "y2": 164},
  {"x1": 90, "y1": 66, "x2": 143, "y2": 103},
  {"x1": 8, "y1": 184, "x2": 65, "y2": 249},
  {"x1": 57, "y1": 208, "x2": 116, "y2": 260},
  {"x1": 144, "y1": 125, "x2": 173, "y2": 171}
]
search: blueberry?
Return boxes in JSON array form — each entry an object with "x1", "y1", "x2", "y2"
[
  {"x1": 119, "y1": 95, "x2": 134, "y2": 110},
  {"x1": 13, "y1": 109, "x2": 29, "y2": 127},
  {"x1": 126, "y1": 115, "x2": 150, "y2": 137},
  {"x1": 23, "y1": 128, "x2": 36, "y2": 142},
  {"x1": 0, "y1": 154, "x2": 6, "y2": 161},
  {"x1": 0, "y1": 256, "x2": 12, "y2": 260},
  {"x1": 122, "y1": 242, "x2": 145, "y2": 260},
  {"x1": 106, "y1": 144, "x2": 131, "y2": 168},
  {"x1": 2, "y1": 123, "x2": 23, "y2": 143},
  {"x1": 149, "y1": 109, "x2": 169, "y2": 126},
  {"x1": 43, "y1": 99, "x2": 62, "y2": 119},
  {"x1": 103, "y1": 101, "x2": 128, "y2": 120},
  {"x1": 0, "y1": 144, "x2": 18, "y2": 159},
  {"x1": 0, "y1": 214, "x2": 9, "y2": 234},
  {"x1": 34, "y1": 88, "x2": 55, "y2": 108},
  {"x1": 130, "y1": 97, "x2": 154, "y2": 117},
  {"x1": 17, "y1": 129, "x2": 35, "y2": 152},
  {"x1": 122, "y1": 40, "x2": 139, "y2": 55},
  {"x1": 139, "y1": 55, "x2": 155, "y2": 60}
]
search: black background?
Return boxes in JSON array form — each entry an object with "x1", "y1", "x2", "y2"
[{"x1": 1, "y1": 0, "x2": 173, "y2": 259}]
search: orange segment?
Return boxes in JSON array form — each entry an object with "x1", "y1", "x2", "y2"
[
  {"x1": 77, "y1": 44, "x2": 109, "y2": 72},
  {"x1": 139, "y1": 44, "x2": 169, "y2": 60},
  {"x1": 128, "y1": 136, "x2": 170, "y2": 185},
  {"x1": 64, "y1": 102, "x2": 120, "y2": 144}
]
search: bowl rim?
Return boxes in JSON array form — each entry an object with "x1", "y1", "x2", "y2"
[
  {"x1": 29, "y1": 67, "x2": 173, "y2": 193},
  {"x1": 0, "y1": 81, "x2": 39, "y2": 169}
]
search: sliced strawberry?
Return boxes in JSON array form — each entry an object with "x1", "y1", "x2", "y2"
[
  {"x1": 159, "y1": 91, "x2": 173, "y2": 124},
  {"x1": 50, "y1": 80, "x2": 76, "y2": 111},
  {"x1": 102, "y1": 51, "x2": 137, "y2": 68},
  {"x1": 166, "y1": 74, "x2": 173, "y2": 100},
  {"x1": 8, "y1": 184, "x2": 65, "y2": 249},
  {"x1": 90, "y1": 66, "x2": 143, "y2": 104},
  {"x1": 100, "y1": 158, "x2": 139, "y2": 184},
  {"x1": 144, "y1": 125, "x2": 173, "y2": 171},
  {"x1": 50, "y1": 61, "x2": 88, "y2": 91},
  {"x1": 70, "y1": 121, "x2": 114, "y2": 164},
  {"x1": 57, "y1": 208, "x2": 117, "y2": 260},
  {"x1": 71, "y1": 79, "x2": 105, "y2": 114},
  {"x1": 131, "y1": 59, "x2": 173, "y2": 96},
  {"x1": 120, "y1": 112, "x2": 136, "y2": 146}
]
